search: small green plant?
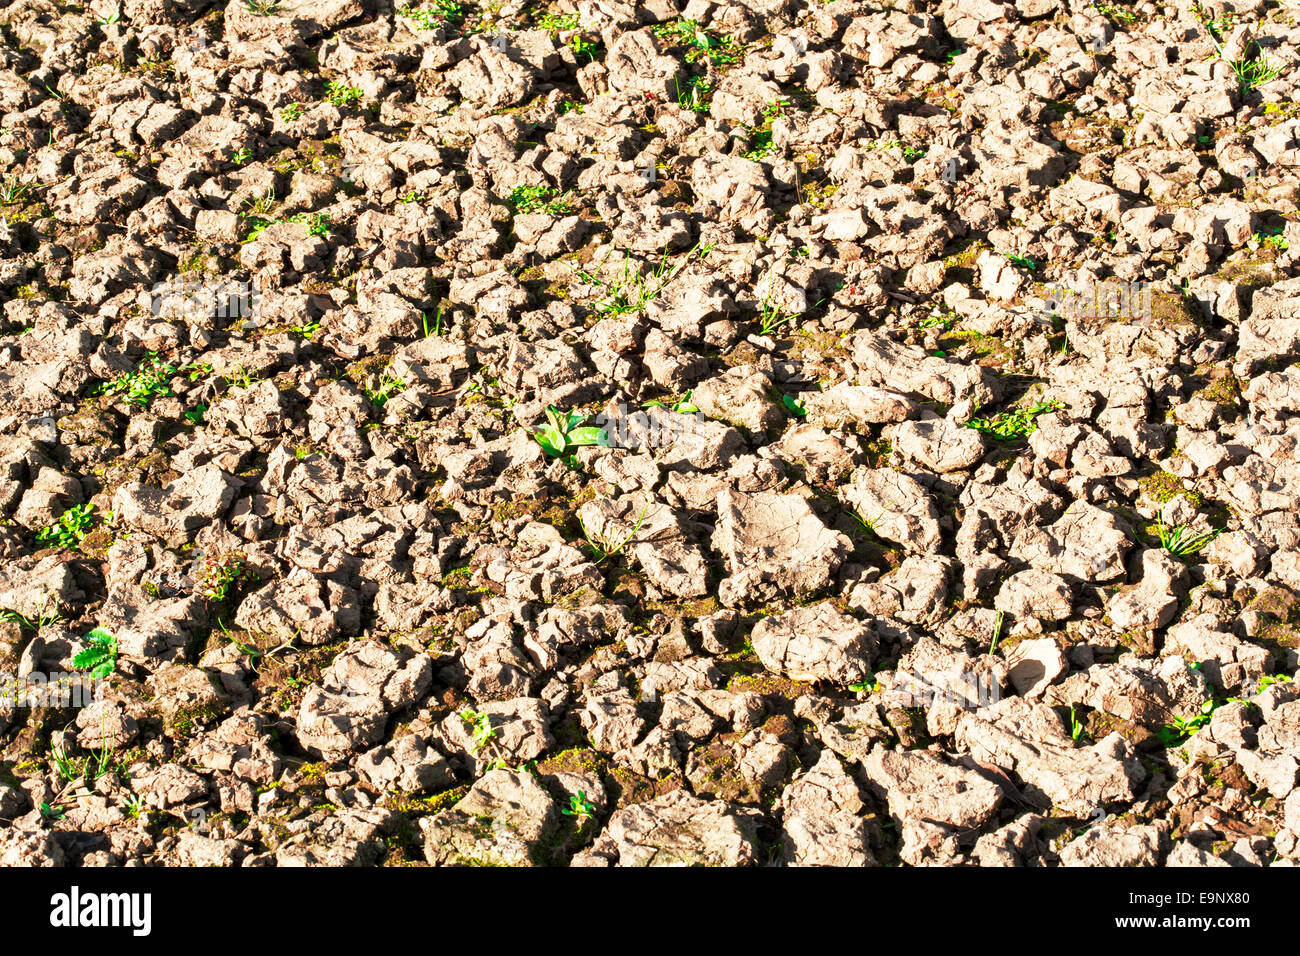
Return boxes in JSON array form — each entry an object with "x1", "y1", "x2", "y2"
[
  {"x1": 0, "y1": 599, "x2": 64, "y2": 630},
  {"x1": 1092, "y1": 2, "x2": 1137, "y2": 23},
  {"x1": 507, "y1": 185, "x2": 571, "y2": 215},
  {"x1": 122, "y1": 792, "x2": 146, "y2": 819},
  {"x1": 848, "y1": 676, "x2": 881, "y2": 694},
  {"x1": 422, "y1": 307, "x2": 446, "y2": 337},
  {"x1": 1253, "y1": 673, "x2": 1293, "y2": 694},
  {"x1": 990, "y1": 611, "x2": 1005, "y2": 655},
  {"x1": 73, "y1": 627, "x2": 119, "y2": 680},
  {"x1": 574, "y1": 243, "x2": 711, "y2": 318},
  {"x1": 561, "y1": 790, "x2": 596, "y2": 821},
  {"x1": 230, "y1": 146, "x2": 254, "y2": 166},
  {"x1": 782, "y1": 394, "x2": 807, "y2": 418},
  {"x1": 288, "y1": 211, "x2": 332, "y2": 238},
  {"x1": 674, "y1": 75, "x2": 712, "y2": 114},
  {"x1": 1005, "y1": 253, "x2": 1037, "y2": 270},
  {"x1": 1255, "y1": 226, "x2": 1289, "y2": 250},
  {"x1": 245, "y1": 0, "x2": 282, "y2": 14},
  {"x1": 739, "y1": 100, "x2": 783, "y2": 161},
  {"x1": 279, "y1": 103, "x2": 305, "y2": 122},
  {"x1": 95, "y1": 354, "x2": 185, "y2": 408},
  {"x1": 40, "y1": 801, "x2": 65, "y2": 821},
  {"x1": 323, "y1": 80, "x2": 364, "y2": 108},
  {"x1": 643, "y1": 390, "x2": 697, "y2": 414},
  {"x1": 98, "y1": 12, "x2": 122, "y2": 25},
  {"x1": 36, "y1": 503, "x2": 98, "y2": 550},
  {"x1": 919, "y1": 312, "x2": 953, "y2": 331},
  {"x1": 579, "y1": 502, "x2": 649, "y2": 564},
  {"x1": 194, "y1": 553, "x2": 253, "y2": 602},
  {"x1": 964, "y1": 399, "x2": 1063, "y2": 441},
  {"x1": 364, "y1": 368, "x2": 406, "y2": 408},
  {"x1": 1157, "y1": 518, "x2": 1220, "y2": 558},
  {"x1": 849, "y1": 509, "x2": 879, "y2": 537},
  {"x1": 1068, "y1": 706, "x2": 1087, "y2": 741},
  {"x1": 1, "y1": 178, "x2": 30, "y2": 204},
  {"x1": 537, "y1": 12, "x2": 580, "y2": 31},
  {"x1": 1157, "y1": 699, "x2": 1216, "y2": 746},
  {"x1": 757, "y1": 297, "x2": 799, "y2": 336},
  {"x1": 401, "y1": 0, "x2": 462, "y2": 29},
  {"x1": 532, "y1": 406, "x2": 610, "y2": 459},
  {"x1": 1230, "y1": 53, "x2": 1283, "y2": 94},
  {"x1": 570, "y1": 34, "x2": 599, "y2": 60},
  {"x1": 459, "y1": 708, "x2": 496, "y2": 753},
  {"x1": 653, "y1": 19, "x2": 740, "y2": 65}
]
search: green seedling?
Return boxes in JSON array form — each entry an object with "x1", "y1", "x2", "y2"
[
  {"x1": 964, "y1": 400, "x2": 1063, "y2": 441},
  {"x1": 758, "y1": 297, "x2": 799, "y2": 336},
  {"x1": 849, "y1": 509, "x2": 880, "y2": 537},
  {"x1": 194, "y1": 553, "x2": 253, "y2": 602},
  {"x1": 652, "y1": 18, "x2": 740, "y2": 65},
  {"x1": 122, "y1": 792, "x2": 146, "y2": 819},
  {"x1": 570, "y1": 33, "x2": 599, "y2": 60},
  {"x1": 1254, "y1": 674, "x2": 1293, "y2": 694},
  {"x1": 1093, "y1": 2, "x2": 1137, "y2": 23},
  {"x1": 739, "y1": 100, "x2": 783, "y2": 161},
  {"x1": 642, "y1": 390, "x2": 698, "y2": 414},
  {"x1": 230, "y1": 146, "x2": 254, "y2": 165},
  {"x1": 1005, "y1": 253, "x2": 1037, "y2": 270},
  {"x1": 579, "y1": 502, "x2": 650, "y2": 564},
  {"x1": 1157, "y1": 699, "x2": 1216, "y2": 746},
  {"x1": 507, "y1": 184, "x2": 571, "y2": 215},
  {"x1": 401, "y1": 0, "x2": 463, "y2": 29},
  {"x1": 323, "y1": 80, "x2": 364, "y2": 108},
  {"x1": 782, "y1": 394, "x2": 807, "y2": 417},
  {"x1": 364, "y1": 368, "x2": 406, "y2": 408},
  {"x1": 245, "y1": 0, "x2": 281, "y2": 14},
  {"x1": 73, "y1": 627, "x2": 119, "y2": 680},
  {"x1": 1230, "y1": 53, "x2": 1283, "y2": 93},
  {"x1": 1, "y1": 178, "x2": 30, "y2": 204},
  {"x1": 1157, "y1": 518, "x2": 1220, "y2": 558},
  {"x1": 36, "y1": 503, "x2": 98, "y2": 550},
  {"x1": 422, "y1": 307, "x2": 446, "y2": 337},
  {"x1": 279, "y1": 103, "x2": 304, "y2": 122},
  {"x1": 288, "y1": 211, "x2": 332, "y2": 238},
  {"x1": 1255, "y1": 226, "x2": 1289, "y2": 250},
  {"x1": 573, "y1": 242, "x2": 712, "y2": 318},
  {"x1": 459, "y1": 708, "x2": 497, "y2": 755},
  {"x1": 532, "y1": 406, "x2": 610, "y2": 458},
  {"x1": 1069, "y1": 706, "x2": 1087, "y2": 741},
  {"x1": 537, "y1": 12, "x2": 580, "y2": 31},
  {"x1": 94, "y1": 354, "x2": 186, "y2": 408},
  {"x1": 0, "y1": 599, "x2": 64, "y2": 630},
  {"x1": 674, "y1": 75, "x2": 712, "y2": 114},
  {"x1": 561, "y1": 790, "x2": 596, "y2": 821},
  {"x1": 990, "y1": 610, "x2": 1005, "y2": 655}
]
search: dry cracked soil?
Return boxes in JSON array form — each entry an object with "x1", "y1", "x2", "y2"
[{"x1": 0, "y1": 0, "x2": 1299, "y2": 870}]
